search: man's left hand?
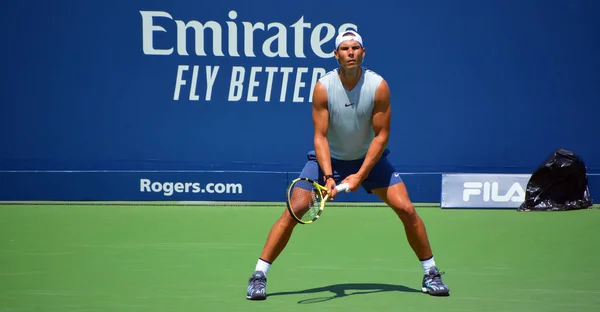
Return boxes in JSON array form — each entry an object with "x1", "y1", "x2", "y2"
[{"x1": 341, "y1": 173, "x2": 364, "y2": 192}]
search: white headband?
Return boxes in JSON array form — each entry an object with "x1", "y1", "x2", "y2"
[{"x1": 335, "y1": 30, "x2": 364, "y2": 49}]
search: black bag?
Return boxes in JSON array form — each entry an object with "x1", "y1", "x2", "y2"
[{"x1": 518, "y1": 149, "x2": 593, "y2": 211}]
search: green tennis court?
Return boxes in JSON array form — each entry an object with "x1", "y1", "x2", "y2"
[{"x1": 1, "y1": 203, "x2": 598, "y2": 312}]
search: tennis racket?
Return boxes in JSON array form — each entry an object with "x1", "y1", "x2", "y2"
[{"x1": 286, "y1": 178, "x2": 349, "y2": 224}]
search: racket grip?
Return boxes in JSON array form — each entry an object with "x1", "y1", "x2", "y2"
[{"x1": 335, "y1": 183, "x2": 350, "y2": 193}]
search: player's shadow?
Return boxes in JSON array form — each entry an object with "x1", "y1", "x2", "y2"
[{"x1": 267, "y1": 283, "x2": 421, "y2": 304}]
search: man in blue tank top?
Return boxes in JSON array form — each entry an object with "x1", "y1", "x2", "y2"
[{"x1": 247, "y1": 30, "x2": 450, "y2": 299}]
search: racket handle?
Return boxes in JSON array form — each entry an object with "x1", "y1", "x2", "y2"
[{"x1": 335, "y1": 183, "x2": 350, "y2": 193}]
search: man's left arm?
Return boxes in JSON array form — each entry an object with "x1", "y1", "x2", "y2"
[{"x1": 343, "y1": 79, "x2": 391, "y2": 191}]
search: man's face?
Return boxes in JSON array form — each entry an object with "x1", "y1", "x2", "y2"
[{"x1": 334, "y1": 39, "x2": 365, "y2": 69}]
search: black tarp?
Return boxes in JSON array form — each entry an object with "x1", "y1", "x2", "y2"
[{"x1": 518, "y1": 149, "x2": 593, "y2": 211}]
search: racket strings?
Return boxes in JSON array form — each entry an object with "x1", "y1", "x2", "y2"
[{"x1": 288, "y1": 180, "x2": 323, "y2": 222}]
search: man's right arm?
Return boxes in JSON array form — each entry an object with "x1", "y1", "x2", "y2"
[{"x1": 312, "y1": 82, "x2": 335, "y2": 190}]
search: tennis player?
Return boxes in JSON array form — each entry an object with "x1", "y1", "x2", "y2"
[{"x1": 246, "y1": 30, "x2": 450, "y2": 300}]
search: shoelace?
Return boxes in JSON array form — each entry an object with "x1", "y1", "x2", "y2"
[
  {"x1": 428, "y1": 270, "x2": 446, "y2": 285},
  {"x1": 250, "y1": 277, "x2": 266, "y2": 289}
]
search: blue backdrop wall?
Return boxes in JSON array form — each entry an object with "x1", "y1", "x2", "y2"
[{"x1": 1, "y1": 0, "x2": 598, "y2": 202}]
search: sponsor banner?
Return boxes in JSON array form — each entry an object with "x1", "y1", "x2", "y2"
[
  {"x1": 0, "y1": 171, "x2": 443, "y2": 203},
  {"x1": 1, "y1": 171, "x2": 596, "y2": 204},
  {"x1": 0, "y1": 171, "x2": 287, "y2": 201},
  {"x1": 441, "y1": 174, "x2": 531, "y2": 209},
  {"x1": 139, "y1": 9, "x2": 358, "y2": 105}
]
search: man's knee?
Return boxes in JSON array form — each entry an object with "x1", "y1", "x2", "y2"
[{"x1": 390, "y1": 201, "x2": 416, "y2": 218}]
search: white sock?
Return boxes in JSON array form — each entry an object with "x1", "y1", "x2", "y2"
[
  {"x1": 421, "y1": 256, "x2": 436, "y2": 275},
  {"x1": 255, "y1": 258, "x2": 271, "y2": 276}
]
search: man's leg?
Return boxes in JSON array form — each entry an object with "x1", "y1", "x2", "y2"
[
  {"x1": 371, "y1": 182, "x2": 432, "y2": 261},
  {"x1": 361, "y1": 152, "x2": 449, "y2": 296},
  {"x1": 246, "y1": 206, "x2": 300, "y2": 300},
  {"x1": 258, "y1": 200, "x2": 302, "y2": 262},
  {"x1": 370, "y1": 183, "x2": 449, "y2": 296},
  {"x1": 246, "y1": 157, "x2": 321, "y2": 300}
]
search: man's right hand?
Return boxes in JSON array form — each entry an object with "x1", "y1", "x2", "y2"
[{"x1": 324, "y1": 177, "x2": 338, "y2": 200}]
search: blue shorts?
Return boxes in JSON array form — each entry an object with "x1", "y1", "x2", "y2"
[{"x1": 298, "y1": 148, "x2": 403, "y2": 194}]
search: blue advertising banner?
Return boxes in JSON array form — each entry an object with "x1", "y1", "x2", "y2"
[
  {"x1": 1, "y1": 1, "x2": 598, "y2": 202},
  {"x1": 0, "y1": 171, "x2": 286, "y2": 201},
  {"x1": 0, "y1": 171, "x2": 441, "y2": 202}
]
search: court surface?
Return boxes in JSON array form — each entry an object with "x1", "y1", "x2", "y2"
[{"x1": 0, "y1": 202, "x2": 598, "y2": 312}]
